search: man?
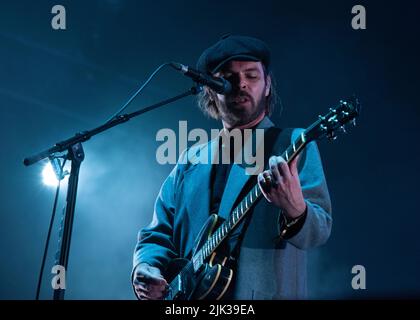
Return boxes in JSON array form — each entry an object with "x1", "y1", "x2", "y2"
[{"x1": 132, "y1": 35, "x2": 332, "y2": 300}]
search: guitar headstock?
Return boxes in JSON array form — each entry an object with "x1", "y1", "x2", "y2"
[{"x1": 305, "y1": 96, "x2": 361, "y2": 142}]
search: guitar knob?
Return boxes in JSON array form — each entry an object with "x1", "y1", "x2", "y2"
[{"x1": 327, "y1": 131, "x2": 337, "y2": 141}]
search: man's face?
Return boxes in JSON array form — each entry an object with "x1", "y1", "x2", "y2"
[{"x1": 213, "y1": 60, "x2": 271, "y2": 128}]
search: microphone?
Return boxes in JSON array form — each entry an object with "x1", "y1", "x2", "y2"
[{"x1": 170, "y1": 62, "x2": 232, "y2": 94}]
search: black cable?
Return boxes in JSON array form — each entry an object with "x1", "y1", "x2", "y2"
[
  {"x1": 35, "y1": 158, "x2": 66, "y2": 300},
  {"x1": 105, "y1": 62, "x2": 172, "y2": 123}
]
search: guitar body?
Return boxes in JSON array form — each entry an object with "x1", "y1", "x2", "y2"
[{"x1": 164, "y1": 214, "x2": 234, "y2": 300}]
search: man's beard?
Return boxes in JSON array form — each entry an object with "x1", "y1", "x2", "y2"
[{"x1": 217, "y1": 91, "x2": 266, "y2": 128}]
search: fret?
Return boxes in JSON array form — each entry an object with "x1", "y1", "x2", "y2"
[
  {"x1": 250, "y1": 190, "x2": 254, "y2": 203},
  {"x1": 228, "y1": 217, "x2": 233, "y2": 229},
  {"x1": 198, "y1": 250, "x2": 203, "y2": 263},
  {"x1": 292, "y1": 142, "x2": 296, "y2": 152},
  {"x1": 240, "y1": 202, "x2": 244, "y2": 215},
  {"x1": 285, "y1": 146, "x2": 293, "y2": 162}
]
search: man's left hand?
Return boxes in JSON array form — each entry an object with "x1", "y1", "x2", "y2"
[{"x1": 258, "y1": 155, "x2": 306, "y2": 219}]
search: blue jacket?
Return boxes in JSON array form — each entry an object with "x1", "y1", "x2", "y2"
[{"x1": 133, "y1": 117, "x2": 332, "y2": 299}]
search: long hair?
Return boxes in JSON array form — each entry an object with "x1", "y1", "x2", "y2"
[{"x1": 197, "y1": 66, "x2": 280, "y2": 119}]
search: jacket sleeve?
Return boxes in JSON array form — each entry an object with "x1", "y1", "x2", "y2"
[
  {"x1": 132, "y1": 150, "x2": 187, "y2": 273},
  {"x1": 280, "y1": 128, "x2": 333, "y2": 249}
]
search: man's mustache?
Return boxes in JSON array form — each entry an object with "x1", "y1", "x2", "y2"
[{"x1": 227, "y1": 92, "x2": 253, "y2": 104}]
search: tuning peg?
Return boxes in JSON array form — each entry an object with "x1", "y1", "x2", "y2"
[
  {"x1": 351, "y1": 118, "x2": 357, "y2": 127},
  {"x1": 339, "y1": 125, "x2": 347, "y2": 134},
  {"x1": 320, "y1": 124, "x2": 328, "y2": 131},
  {"x1": 328, "y1": 117, "x2": 339, "y2": 124},
  {"x1": 329, "y1": 108, "x2": 337, "y2": 113}
]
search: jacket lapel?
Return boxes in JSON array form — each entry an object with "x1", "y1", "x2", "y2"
[
  {"x1": 217, "y1": 117, "x2": 275, "y2": 219},
  {"x1": 183, "y1": 139, "x2": 217, "y2": 242},
  {"x1": 217, "y1": 163, "x2": 250, "y2": 219}
]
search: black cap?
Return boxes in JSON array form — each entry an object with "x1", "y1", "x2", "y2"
[{"x1": 196, "y1": 34, "x2": 271, "y2": 74}]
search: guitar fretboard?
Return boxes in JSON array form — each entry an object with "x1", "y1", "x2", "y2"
[{"x1": 192, "y1": 131, "x2": 307, "y2": 271}]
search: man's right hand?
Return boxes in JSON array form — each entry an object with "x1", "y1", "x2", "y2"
[{"x1": 133, "y1": 263, "x2": 168, "y2": 300}]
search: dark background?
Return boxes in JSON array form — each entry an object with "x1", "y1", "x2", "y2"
[{"x1": 1, "y1": 0, "x2": 419, "y2": 299}]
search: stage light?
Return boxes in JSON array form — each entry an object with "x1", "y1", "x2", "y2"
[
  {"x1": 42, "y1": 162, "x2": 59, "y2": 187},
  {"x1": 42, "y1": 158, "x2": 68, "y2": 187}
]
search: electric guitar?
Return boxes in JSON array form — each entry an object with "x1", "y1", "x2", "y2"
[{"x1": 163, "y1": 97, "x2": 361, "y2": 300}]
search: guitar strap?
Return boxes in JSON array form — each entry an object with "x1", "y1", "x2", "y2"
[{"x1": 226, "y1": 126, "x2": 296, "y2": 263}]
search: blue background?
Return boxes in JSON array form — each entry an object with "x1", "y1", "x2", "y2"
[{"x1": 1, "y1": 0, "x2": 419, "y2": 299}]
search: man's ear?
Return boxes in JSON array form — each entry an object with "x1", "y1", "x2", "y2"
[{"x1": 265, "y1": 75, "x2": 271, "y2": 97}]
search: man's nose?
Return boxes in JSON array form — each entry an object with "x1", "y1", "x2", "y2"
[
  {"x1": 228, "y1": 74, "x2": 247, "y2": 92},
  {"x1": 237, "y1": 75, "x2": 248, "y2": 90}
]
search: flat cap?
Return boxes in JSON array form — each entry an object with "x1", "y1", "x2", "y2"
[{"x1": 196, "y1": 34, "x2": 271, "y2": 74}]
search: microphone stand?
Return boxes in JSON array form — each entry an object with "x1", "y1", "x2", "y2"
[{"x1": 23, "y1": 85, "x2": 202, "y2": 300}]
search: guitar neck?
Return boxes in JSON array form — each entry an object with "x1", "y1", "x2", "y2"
[{"x1": 192, "y1": 131, "x2": 308, "y2": 270}]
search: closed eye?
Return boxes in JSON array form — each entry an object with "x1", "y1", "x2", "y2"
[{"x1": 246, "y1": 73, "x2": 259, "y2": 79}]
